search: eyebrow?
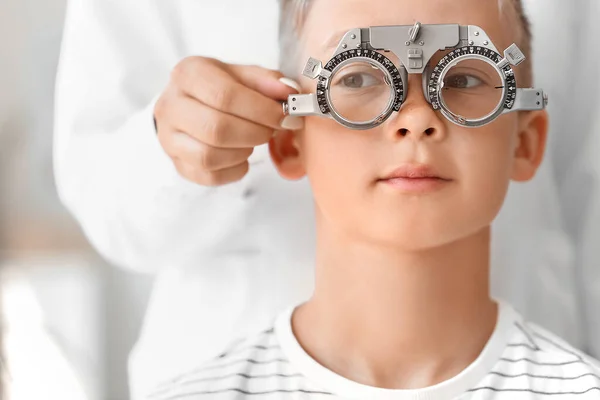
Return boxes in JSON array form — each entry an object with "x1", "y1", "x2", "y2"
[{"x1": 322, "y1": 30, "x2": 349, "y2": 50}]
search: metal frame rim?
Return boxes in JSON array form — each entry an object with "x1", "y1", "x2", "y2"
[
  {"x1": 435, "y1": 52, "x2": 509, "y2": 127},
  {"x1": 325, "y1": 55, "x2": 398, "y2": 130}
]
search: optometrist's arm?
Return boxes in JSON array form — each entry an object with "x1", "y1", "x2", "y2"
[{"x1": 53, "y1": 0, "x2": 290, "y2": 274}]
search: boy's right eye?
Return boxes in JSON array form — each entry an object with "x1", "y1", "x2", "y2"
[
  {"x1": 338, "y1": 72, "x2": 383, "y2": 89},
  {"x1": 332, "y1": 63, "x2": 387, "y2": 90}
]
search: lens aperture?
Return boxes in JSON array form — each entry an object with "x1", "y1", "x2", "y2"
[
  {"x1": 328, "y1": 61, "x2": 394, "y2": 124},
  {"x1": 440, "y1": 58, "x2": 504, "y2": 121}
]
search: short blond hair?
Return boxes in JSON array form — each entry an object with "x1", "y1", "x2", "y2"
[{"x1": 278, "y1": 0, "x2": 533, "y2": 86}]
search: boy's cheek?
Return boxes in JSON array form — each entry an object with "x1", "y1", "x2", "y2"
[
  {"x1": 450, "y1": 131, "x2": 514, "y2": 194},
  {"x1": 302, "y1": 130, "x2": 367, "y2": 185},
  {"x1": 303, "y1": 126, "x2": 372, "y2": 174}
]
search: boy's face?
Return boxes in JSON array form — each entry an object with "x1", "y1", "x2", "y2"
[{"x1": 270, "y1": 0, "x2": 548, "y2": 250}]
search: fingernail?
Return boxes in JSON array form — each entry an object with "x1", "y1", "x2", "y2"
[
  {"x1": 281, "y1": 115, "x2": 304, "y2": 130},
  {"x1": 279, "y1": 77, "x2": 301, "y2": 93}
]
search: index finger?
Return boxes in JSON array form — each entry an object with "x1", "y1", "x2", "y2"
[
  {"x1": 227, "y1": 64, "x2": 300, "y2": 101},
  {"x1": 180, "y1": 62, "x2": 293, "y2": 130}
]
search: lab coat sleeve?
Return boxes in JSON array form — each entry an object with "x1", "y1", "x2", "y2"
[{"x1": 54, "y1": 0, "x2": 250, "y2": 274}]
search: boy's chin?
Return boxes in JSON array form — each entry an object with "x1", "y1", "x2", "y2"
[
  {"x1": 360, "y1": 224, "x2": 484, "y2": 252},
  {"x1": 386, "y1": 236, "x2": 457, "y2": 252}
]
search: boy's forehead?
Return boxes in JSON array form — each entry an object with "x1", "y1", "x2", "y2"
[{"x1": 303, "y1": 0, "x2": 513, "y2": 57}]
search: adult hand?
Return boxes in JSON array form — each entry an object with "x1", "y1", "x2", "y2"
[{"x1": 155, "y1": 57, "x2": 303, "y2": 186}]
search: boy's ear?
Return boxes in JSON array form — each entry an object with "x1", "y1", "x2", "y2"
[
  {"x1": 269, "y1": 130, "x2": 306, "y2": 180},
  {"x1": 511, "y1": 110, "x2": 549, "y2": 182}
]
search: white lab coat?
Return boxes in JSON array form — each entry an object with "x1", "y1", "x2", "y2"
[
  {"x1": 53, "y1": 0, "x2": 597, "y2": 398},
  {"x1": 582, "y1": 0, "x2": 600, "y2": 358},
  {"x1": 532, "y1": 0, "x2": 600, "y2": 359}
]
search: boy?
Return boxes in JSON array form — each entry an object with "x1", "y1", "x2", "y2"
[{"x1": 148, "y1": 0, "x2": 600, "y2": 398}]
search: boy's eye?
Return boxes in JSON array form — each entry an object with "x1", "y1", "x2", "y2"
[
  {"x1": 339, "y1": 72, "x2": 382, "y2": 89},
  {"x1": 332, "y1": 62, "x2": 388, "y2": 90},
  {"x1": 444, "y1": 74, "x2": 484, "y2": 89}
]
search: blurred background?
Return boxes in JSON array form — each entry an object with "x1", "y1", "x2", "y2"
[
  {"x1": 0, "y1": 0, "x2": 598, "y2": 399},
  {"x1": 0, "y1": 3, "x2": 153, "y2": 400}
]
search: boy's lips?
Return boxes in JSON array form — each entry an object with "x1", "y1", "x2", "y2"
[
  {"x1": 377, "y1": 164, "x2": 452, "y2": 193},
  {"x1": 380, "y1": 164, "x2": 450, "y2": 180}
]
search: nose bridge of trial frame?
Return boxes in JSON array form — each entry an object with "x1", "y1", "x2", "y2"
[{"x1": 331, "y1": 22, "x2": 503, "y2": 74}]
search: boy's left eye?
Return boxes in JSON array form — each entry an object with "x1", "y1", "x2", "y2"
[{"x1": 444, "y1": 74, "x2": 484, "y2": 89}]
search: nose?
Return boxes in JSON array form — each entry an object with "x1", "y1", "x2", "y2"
[{"x1": 385, "y1": 74, "x2": 446, "y2": 141}]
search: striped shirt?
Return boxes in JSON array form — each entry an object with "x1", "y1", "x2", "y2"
[{"x1": 147, "y1": 301, "x2": 600, "y2": 399}]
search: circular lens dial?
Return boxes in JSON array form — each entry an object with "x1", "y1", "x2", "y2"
[
  {"x1": 429, "y1": 46, "x2": 516, "y2": 126},
  {"x1": 318, "y1": 49, "x2": 405, "y2": 129}
]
